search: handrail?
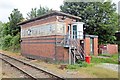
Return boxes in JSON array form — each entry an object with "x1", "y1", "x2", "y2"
[
  {"x1": 74, "y1": 40, "x2": 85, "y2": 60},
  {"x1": 59, "y1": 31, "x2": 85, "y2": 60},
  {"x1": 74, "y1": 40, "x2": 85, "y2": 54},
  {"x1": 72, "y1": 30, "x2": 85, "y2": 60}
]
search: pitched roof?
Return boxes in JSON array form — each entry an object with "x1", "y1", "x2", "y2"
[{"x1": 18, "y1": 10, "x2": 81, "y2": 25}]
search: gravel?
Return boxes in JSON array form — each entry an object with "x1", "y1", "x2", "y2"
[
  {"x1": 96, "y1": 63, "x2": 120, "y2": 72},
  {"x1": 0, "y1": 59, "x2": 30, "y2": 78}
]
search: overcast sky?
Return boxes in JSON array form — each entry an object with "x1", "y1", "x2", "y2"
[{"x1": 0, "y1": 0, "x2": 119, "y2": 23}]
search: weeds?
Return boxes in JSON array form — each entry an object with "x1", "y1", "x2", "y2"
[
  {"x1": 91, "y1": 54, "x2": 118, "y2": 64},
  {"x1": 99, "y1": 54, "x2": 112, "y2": 57},
  {"x1": 66, "y1": 61, "x2": 90, "y2": 70},
  {"x1": 77, "y1": 60, "x2": 88, "y2": 67},
  {"x1": 67, "y1": 64, "x2": 80, "y2": 69}
]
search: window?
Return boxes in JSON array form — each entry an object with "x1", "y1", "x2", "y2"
[{"x1": 27, "y1": 29, "x2": 31, "y2": 35}]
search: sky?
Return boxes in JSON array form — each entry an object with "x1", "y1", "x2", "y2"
[{"x1": 0, "y1": 0, "x2": 119, "y2": 23}]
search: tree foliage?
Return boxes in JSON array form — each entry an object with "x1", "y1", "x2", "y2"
[
  {"x1": 8, "y1": 9, "x2": 24, "y2": 36},
  {"x1": 60, "y1": 1, "x2": 118, "y2": 44},
  {"x1": 27, "y1": 5, "x2": 52, "y2": 19},
  {"x1": 10, "y1": 33, "x2": 20, "y2": 51},
  {"x1": 27, "y1": 8, "x2": 37, "y2": 19},
  {"x1": 2, "y1": 34, "x2": 12, "y2": 50},
  {"x1": 0, "y1": 21, "x2": 3, "y2": 48},
  {"x1": 1, "y1": 9, "x2": 23, "y2": 52},
  {"x1": 118, "y1": 15, "x2": 120, "y2": 31},
  {"x1": 2, "y1": 22, "x2": 11, "y2": 36},
  {"x1": 0, "y1": 21, "x2": 3, "y2": 37}
]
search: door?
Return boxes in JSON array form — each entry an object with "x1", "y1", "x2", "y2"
[
  {"x1": 90, "y1": 38, "x2": 94, "y2": 54},
  {"x1": 72, "y1": 25, "x2": 77, "y2": 39}
]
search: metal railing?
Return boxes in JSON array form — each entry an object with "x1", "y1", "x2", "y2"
[
  {"x1": 73, "y1": 39, "x2": 85, "y2": 60},
  {"x1": 61, "y1": 31, "x2": 85, "y2": 64}
]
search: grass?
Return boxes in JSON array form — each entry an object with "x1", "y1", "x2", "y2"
[
  {"x1": 66, "y1": 53, "x2": 119, "y2": 78},
  {"x1": 66, "y1": 61, "x2": 94, "y2": 70},
  {"x1": 78, "y1": 66, "x2": 118, "y2": 78},
  {"x1": 91, "y1": 54, "x2": 118, "y2": 64},
  {"x1": 66, "y1": 62, "x2": 118, "y2": 78},
  {"x1": 67, "y1": 53, "x2": 119, "y2": 70},
  {"x1": 99, "y1": 54, "x2": 112, "y2": 57}
]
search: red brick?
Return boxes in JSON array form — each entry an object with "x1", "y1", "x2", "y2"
[
  {"x1": 94, "y1": 38, "x2": 98, "y2": 56},
  {"x1": 84, "y1": 37, "x2": 90, "y2": 55}
]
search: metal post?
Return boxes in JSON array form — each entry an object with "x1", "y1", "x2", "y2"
[
  {"x1": 68, "y1": 25, "x2": 71, "y2": 64},
  {"x1": 69, "y1": 46, "x2": 71, "y2": 64},
  {"x1": 73, "y1": 48, "x2": 75, "y2": 64},
  {"x1": 71, "y1": 25, "x2": 73, "y2": 64},
  {"x1": 73, "y1": 30, "x2": 75, "y2": 64}
]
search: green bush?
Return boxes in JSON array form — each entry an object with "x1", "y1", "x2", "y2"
[
  {"x1": 1, "y1": 33, "x2": 20, "y2": 52},
  {"x1": 77, "y1": 60, "x2": 88, "y2": 67},
  {"x1": 79, "y1": 62, "x2": 88, "y2": 67},
  {"x1": 10, "y1": 34, "x2": 20, "y2": 51},
  {"x1": 0, "y1": 37, "x2": 4, "y2": 49},
  {"x1": 2, "y1": 34, "x2": 12, "y2": 50}
]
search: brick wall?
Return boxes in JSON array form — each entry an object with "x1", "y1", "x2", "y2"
[
  {"x1": 107, "y1": 44, "x2": 118, "y2": 54},
  {"x1": 21, "y1": 36, "x2": 56, "y2": 59},
  {"x1": 94, "y1": 38, "x2": 98, "y2": 56},
  {"x1": 84, "y1": 37, "x2": 98, "y2": 56},
  {"x1": 99, "y1": 44, "x2": 118, "y2": 54},
  {"x1": 55, "y1": 46, "x2": 69, "y2": 63},
  {"x1": 21, "y1": 16, "x2": 57, "y2": 29},
  {"x1": 57, "y1": 16, "x2": 76, "y2": 34},
  {"x1": 21, "y1": 35, "x2": 69, "y2": 63},
  {"x1": 84, "y1": 37, "x2": 90, "y2": 55}
]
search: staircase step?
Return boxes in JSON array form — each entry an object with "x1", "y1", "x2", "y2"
[
  {"x1": 75, "y1": 53, "x2": 81, "y2": 55},
  {"x1": 76, "y1": 55, "x2": 85, "y2": 60},
  {"x1": 71, "y1": 47, "x2": 77, "y2": 49},
  {"x1": 76, "y1": 56, "x2": 80, "y2": 59},
  {"x1": 63, "y1": 44, "x2": 69, "y2": 48}
]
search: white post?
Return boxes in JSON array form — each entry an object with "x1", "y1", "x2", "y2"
[
  {"x1": 71, "y1": 24, "x2": 74, "y2": 64},
  {"x1": 68, "y1": 25, "x2": 71, "y2": 64}
]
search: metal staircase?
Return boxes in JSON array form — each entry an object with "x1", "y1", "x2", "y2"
[{"x1": 62, "y1": 31, "x2": 85, "y2": 64}]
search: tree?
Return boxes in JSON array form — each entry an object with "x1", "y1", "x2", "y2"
[
  {"x1": 27, "y1": 5, "x2": 52, "y2": 19},
  {"x1": 37, "y1": 6, "x2": 51, "y2": 16},
  {"x1": 0, "y1": 21, "x2": 3, "y2": 48},
  {"x1": 118, "y1": 15, "x2": 120, "y2": 31},
  {"x1": 0, "y1": 21, "x2": 3, "y2": 37},
  {"x1": 27, "y1": 8, "x2": 37, "y2": 19},
  {"x1": 60, "y1": 1, "x2": 118, "y2": 44},
  {"x1": 1, "y1": 9, "x2": 24, "y2": 51},
  {"x1": 2, "y1": 22, "x2": 11, "y2": 36},
  {"x1": 8, "y1": 9, "x2": 24, "y2": 36}
]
